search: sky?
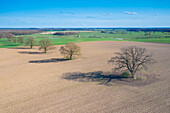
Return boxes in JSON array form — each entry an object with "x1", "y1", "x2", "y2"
[{"x1": 0, "y1": 0, "x2": 170, "y2": 28}]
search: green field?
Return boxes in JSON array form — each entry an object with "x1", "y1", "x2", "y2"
[
  {"x1": 0, "y1": 39, "x2": 20, "y2": 48},
  {"x1": 0, "y1": 30, "x2": 170, "y2": 48}
]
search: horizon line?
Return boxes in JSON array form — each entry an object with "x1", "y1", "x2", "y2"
[{"x1": 0, "y1": 26, "x2": 170, "y2": 29}]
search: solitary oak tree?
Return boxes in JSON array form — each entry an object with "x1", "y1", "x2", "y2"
[
  {"x1": 17, "y1": 37, "x2": 25, "y2": 44},
  {"x1": 26, "y1": 37, "x2": 37, "y2": 49},
  {"x1": 60, "y1": 42, "x2": 81, "y2": 60},
  {"x1": 39, "y1": 39, "x2": 54, "y2": 53},
  {"x1": 108, "y1": 46, "x2": 156, "y2": 78}
]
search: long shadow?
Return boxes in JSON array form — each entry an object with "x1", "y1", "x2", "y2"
[
  {"x1": 62, "y1": 71, "x2": 159, "y2": 86},
  {"x1": 9, "y1": 47, "x2": 31, "y2": 49},
  {"x1": 29, "y1": 58, "x2": 69, "y2": 63},
  {"x1": 62, "y1": 71, "x2": 126, "y2": 85},
  {"x1": 5, "y1": 44, "x2": 20, "y2": 47},
  {"x1": 18, "y1": 51, "x2": 44, "y2": 54}
]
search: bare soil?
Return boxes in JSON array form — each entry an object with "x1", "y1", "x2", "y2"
[{"x1": 0, "y1": 41, "x2": 169, "y2": 113}]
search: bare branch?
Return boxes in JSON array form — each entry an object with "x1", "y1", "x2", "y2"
[
  {"x1": 60, "y1": 42, "x2": 81, "y2": 60},
  {"x1": 108, "y1": 46, "x2": 156, "y2": 78}
]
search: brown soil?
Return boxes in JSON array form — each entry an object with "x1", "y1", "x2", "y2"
[{"x1": 0, "y1": 41, "x2": 169, "y2": 113}]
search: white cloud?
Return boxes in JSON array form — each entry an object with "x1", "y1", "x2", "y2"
[
  {"x1": 124, "y1": 11, "x2": 137, "y2": 15},
  {"x1": 27, "y1": 21, "x2": 31, "y2": 24},
  {"x1": 102, "y1": 13, "x2": 113, "y2": 16},
  {"x1": 59, "y1": 11, "x2": 75, "y2": 15}
]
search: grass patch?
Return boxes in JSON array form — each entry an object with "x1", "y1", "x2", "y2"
[
  {"x1": 0, "y1": 39, "x2": 20, "y2": 48},
  {"x1": 0, "y1": 30, "x2": 170, "y2": 48},
  {"x1": 131, "y1": 38, "x2": 170, "y2": 43},
  {"x1": 121, "y1": 72, "x2": 130, "y2": 78}
]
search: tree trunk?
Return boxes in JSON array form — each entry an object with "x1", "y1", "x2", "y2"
[
  {"x1": 130, "y1": 71, "x2": 135, "y2": 79},
  {"x1": 131, "y1": 73, "x2": 135, "y2": 79},
  {"x1": 70, "y1": 53, "x2": 73, "y2": 60},
  {"x1": 44, "y1": 48, "x2": 47, "y2": 53}
]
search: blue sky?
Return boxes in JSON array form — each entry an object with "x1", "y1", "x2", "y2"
[{"x1": 0, "y1": 0, "x2": 170, "y2": 28}]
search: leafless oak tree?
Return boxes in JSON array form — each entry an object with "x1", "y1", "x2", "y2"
[
  {"x1": 108, "y1": 46, "x2": 156, "y2": 78},
  {"x1": 39, "y1": 39, "x2": 54, "y2": 53},
  {"x1": 26, "y1": 36, "x2": 37, "y2": 49},
  {"x1": 17, "y1": 37, "x2": 25, "y2": 44},
  {"x1": 60, "y1": 42, "x2": 81, "y2": 60}
]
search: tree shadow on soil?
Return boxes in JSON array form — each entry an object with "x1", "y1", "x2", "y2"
[
  {"x1": 9, "y1": 47, "x2": 31, "y2": 49},
  {"x1": 62, "y1": 71, "x2": 124, "y2": 86},
  {"x1": 29, "y1": 58, "x2": 69, "y2": 63},
  {"x1": 18, "y1": 51, "x2": 44, "y2": 54},
  {"x1": 62, "y1": 71, "x2": 159, "y2": 86}
]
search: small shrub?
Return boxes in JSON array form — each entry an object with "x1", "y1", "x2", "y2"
[{"x1": 121, "y1": 72, "x2": 130, "y2": 78}]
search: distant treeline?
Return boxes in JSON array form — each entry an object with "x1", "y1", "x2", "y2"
[
  {"x1": 53, "y1": 32, "x2": 78, "y2": 35},
  {"x1": 39, "y1": 28, "x2": 170, "y2": 32},
  {"x1": 40, "y1": 28, "x2": 95, "y2": 31},
  {"x1": 136, "y1": 36, "x2": 170, "y2": 39},
  {"x1": 0, "y1": 28, "x2": 94, "y2": 31},
  {"x1": 0, "y1": 32, "x2": 13, "y2": 39},
  {"x1": 0, "y1": 30, "x2": 41, "y2": 35},
  {"x1": 136, "y1": 37, "x2": 162, "y2": 39},
  {"x1": 126, "y1": 28, "x2": 170, "y2": 32},
  {"x1": 42, "y1": 28, "x2": 170, "y2": 32},
  {"x1": 0, "y1": 28, "x2": 170, "y2": 35}
]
